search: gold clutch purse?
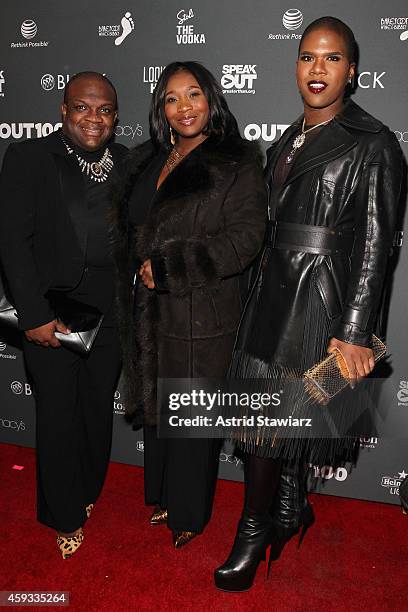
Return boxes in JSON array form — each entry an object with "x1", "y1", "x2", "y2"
[{"x1": 303, "y1": 335, "x2": 386, "y2": 405}]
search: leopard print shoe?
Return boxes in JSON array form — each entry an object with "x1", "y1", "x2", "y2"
[
  {"x1": 150, "y1": 506, "x2": 168, "y2": 525},
  {"x1": 172, "y1": 530, "x2": 197, "y2": 548},
  {"x1": 85, "y1": 504, "x2": 94, "y2": 519},
  {"x1": 56, "y1": 528, "x2": 84, "y2": 559}
]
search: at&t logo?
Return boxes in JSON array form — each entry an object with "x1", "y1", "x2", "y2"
[
  {"x1": 282, "y1": 9, "x2": 303, "y2": 30},
  {"x1": 11, "y1": 20, "x2": 49, "y2": 48},
  {"x1": 221, "y1": 65, "x2": 257, "y2": 95},
  {"x1": 21, "y1": 19, "x2": 38, "y2": 39},
  {"x1": 41, "y1": 74, "x2": 70, "y2": 91},
  {"x1": 397, "y1": 380, "x2": 408, "y2": 406},
  {"x1": 10, "y1": 381, "x2": 32, "y2": 396},
  {"x1": 269, "y1": 9, "x2": 303, "y2": 40},
  {"x1": 0, "y1": 340, "x2": 17, "y2": 361},
  {"x1": 244, "y1": 123, "x2": 289, "y2": 142}
]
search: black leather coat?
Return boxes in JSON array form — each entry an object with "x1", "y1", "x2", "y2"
[{"x1": 234, "y1": 100, "x2": 403, "y2": 373}]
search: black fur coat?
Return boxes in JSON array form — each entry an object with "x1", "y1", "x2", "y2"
[{"x1": 111, "y1": 135, "x2": 267, "y2": 423}]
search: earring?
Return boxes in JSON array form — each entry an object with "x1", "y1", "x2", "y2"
[{"x1": 170, "y1": 126, "x2": 176, "y2": 146}]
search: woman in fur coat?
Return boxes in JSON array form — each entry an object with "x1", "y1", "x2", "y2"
[{"x1": 111, "y1": 61, "x2": 267, "y2": 547}]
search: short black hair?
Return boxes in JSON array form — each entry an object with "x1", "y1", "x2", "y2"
[
  {"x1": 299, "y1": 16, "x2": 357, "y2": 64},
  {"x1": 63, "y1": 71, "x2": 118, "y2": 108},
  {"x1": 149, "y1": 61, "x2": 239, "y2": 150}
]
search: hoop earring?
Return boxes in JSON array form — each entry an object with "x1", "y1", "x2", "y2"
[{"x1": 170, "y1": 126, "x2": 176, "y2": 146}]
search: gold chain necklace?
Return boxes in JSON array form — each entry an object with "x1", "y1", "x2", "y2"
[
  {"x1": 165, "y1": 147, "x2": 185, "y2": 173},
  {"x1": 285, "y1": 117, "x2": 333, "y2": 164}
]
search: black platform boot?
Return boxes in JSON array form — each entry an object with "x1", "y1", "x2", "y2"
[
  {"x1": 400, "y1": 476, "x2": 408, "y2": 514},
  {"x1": 269, "y1": 462, "x2": 315, "y2": 561},
  {"x1": 214, "y1": 511, "x2": 273, "y2": 592}
]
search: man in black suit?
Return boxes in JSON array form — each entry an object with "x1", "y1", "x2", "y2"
[{"x1": 0, "y1": 72, "x2": 127, "y2": 558}]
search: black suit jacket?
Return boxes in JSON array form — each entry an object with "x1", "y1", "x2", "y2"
[{"x1": 0, "y1": 129, "x2": 127, "y2": 330}]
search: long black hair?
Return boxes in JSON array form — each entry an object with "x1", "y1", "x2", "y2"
[{"x1": 149, "y1": 61, "x2": 239, "y2": 150}]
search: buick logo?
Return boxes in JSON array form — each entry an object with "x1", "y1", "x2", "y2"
[
  {"x1": 21, "y1": 19, "x2": 38, "y2": 39},
  {"x1": 136, "y1": 441, "x2": 144, "y2": 452},
  {"x1": 282, "y1": 9, "x2": 303, "y2": 30},
  {"x1": 11, "y1": 381, "x2": 23, "y2": 395},
  {"x1": 41, "y1": 74, "x2": 55, "y2": 91}
]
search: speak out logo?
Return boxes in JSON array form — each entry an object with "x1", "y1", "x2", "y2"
[
  {"x1": 397, "y1": 380, "x2": 408, "y2": 406},
  {"x1": 0, "y1": 70, "x2": 5, "y2": 97},
  {"x1": 221, "y1": 65, "x2": 257, "y2": 95}
]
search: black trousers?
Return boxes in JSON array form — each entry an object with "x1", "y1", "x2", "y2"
[
  {"x1": 144, "y1": 426, "x2": 222, "y2": 533},
  {"x1": 23, "y1": 325, "x2": 121, "y2": 532}
]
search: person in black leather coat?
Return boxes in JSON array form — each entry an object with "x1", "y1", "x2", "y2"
[{"x1": 214, "y1": 16, "x2": 403, "y2": 592}]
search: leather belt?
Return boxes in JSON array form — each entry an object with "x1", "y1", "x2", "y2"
[{"x1": 266, "y1": 221, "x2": 354, "y2": 256}]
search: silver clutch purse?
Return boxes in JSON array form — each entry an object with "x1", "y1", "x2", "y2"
[{"x1": 0, "y1": 292, "x2": 103, "y2": 355}]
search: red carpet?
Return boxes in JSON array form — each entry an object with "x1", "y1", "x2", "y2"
[{"x1": 0, "y1": 443, "x2": 407, "y2": 611}]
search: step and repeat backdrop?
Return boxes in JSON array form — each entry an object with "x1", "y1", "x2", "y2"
[{"x1": 0, "y1": 0, "x2": 407, "y2": 505}]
